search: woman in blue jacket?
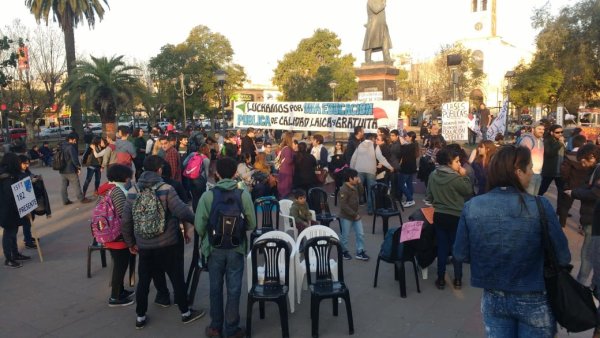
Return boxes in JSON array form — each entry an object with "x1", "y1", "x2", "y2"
[{"x1": 454, "y1": 145, "x2": 571, "y2": 337}]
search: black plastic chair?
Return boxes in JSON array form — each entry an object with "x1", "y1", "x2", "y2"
[
  {"x1": 307, "y1": 187, "x2": 340, "y2": 229},
  {"x1": 246, "y1": 238, "x2": 291, "y2": 338},
  {"x1": 303, "y1": 236, "x2": 354, "y2": 338},
  {"x1": 87, "y1": 240, "x2": 107, "y2": 278},
  {"x1": 373, "y1": 227, "x2": 421, "y2": 298},
  {"x1": 250, "y1": 196, "x2": 280, "y2": 248},
  {"x1": 371, "y1": 183, "x2": 403, "y2": 237}
]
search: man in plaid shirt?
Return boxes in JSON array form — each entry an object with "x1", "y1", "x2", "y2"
[{"x1": 160, "y1": 135, "x2": 182, "y2": 182}]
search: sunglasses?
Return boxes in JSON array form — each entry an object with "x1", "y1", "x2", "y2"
[{"x1": 554, "y1": 131, "x2": 563, "y2": 134}]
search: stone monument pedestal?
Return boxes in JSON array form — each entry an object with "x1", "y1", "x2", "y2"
[{"x1": 355, "y1": 62, "x2": 399, "y2": 101}]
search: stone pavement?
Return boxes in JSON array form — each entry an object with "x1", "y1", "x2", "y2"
[{"x1": 0, "y1": 165, "x2": 594, "y2": 337}]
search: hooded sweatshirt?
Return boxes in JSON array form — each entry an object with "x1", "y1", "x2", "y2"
[
  {"x1": 350, "y1": 139, "x2": 376, "y2": 175},
  {"x1": 426, "y1": 166, "x2": 473, "y2": 217},
  {"x1": 194, "y1": 178, "x2": 257, "y2": 258},
  {"x1": 121, "y1": 171, "x2": 194, "y2": 250}
]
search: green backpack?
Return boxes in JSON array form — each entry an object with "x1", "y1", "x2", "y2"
[{"x1": 132, "y1": 183, "x2": 166, "y2": 239}]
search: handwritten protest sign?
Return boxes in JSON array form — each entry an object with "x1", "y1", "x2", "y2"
[
  {"x1": 12, "y1": 176, "x2": 37, "y2": 218},
  {"x1": 441, "y1": 101, "x2": 469, "y2": 141},
  {"x1": 400, "y1": 221, "x2": 424, "y2": 243}
]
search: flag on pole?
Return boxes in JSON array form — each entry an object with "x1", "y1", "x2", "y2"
[{"x1": 486, "y1": 98, "x2": 509, "y2": 141}]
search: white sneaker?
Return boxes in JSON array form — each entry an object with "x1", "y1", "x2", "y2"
[
  {"x1": 402, "y1": 200, "x2": 415, "y2": 208},
  {"x1": 422, "y1": 199, "x2": 432, "y2": 206}
]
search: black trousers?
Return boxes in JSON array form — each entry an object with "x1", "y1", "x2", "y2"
[
  {"x1": 136, "y1": 241, "x2": 188, "y2": 316},
  {"x1": 109, "y1": 248, "x2": 131, "y2": 299},
  {"x1": 538, "y1": 176, "x2": 564, "y2": 197}
]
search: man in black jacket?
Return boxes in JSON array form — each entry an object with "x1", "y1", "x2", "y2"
[
  {"x1": 240, "y1": 128, "x2": 257, "y2": 164},
  {"x1": 344, "y1": 126, "x2": 364, "y2": 164},
  {"x1": 60, "y1": 133, "x2": 91, "y2": 205}
]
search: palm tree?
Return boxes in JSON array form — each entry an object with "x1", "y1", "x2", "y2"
[
  {"x1": 61, "y1": 55, "x2": 143, "y2": 138},
  {"x1": 25, "y1": 0, "x2": 109, "y2": 137}
]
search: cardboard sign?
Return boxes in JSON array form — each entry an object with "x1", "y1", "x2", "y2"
[
  {"x1": 441, "y1": 101, "x2": 469, "y2": 141},
  {"x1": 421, "y1": 207, "x2": 434, "y2": 225},
  {"x1": 12, "y1": 176, "x2": 38, "y2": 218},
  {"x1": 400, "y1": 221, "x2": 424, "y2": 243}
]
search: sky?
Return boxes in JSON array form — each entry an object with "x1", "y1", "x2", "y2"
[{"x1": 2, "y1": 0, "x2": 575, "y2": 85}]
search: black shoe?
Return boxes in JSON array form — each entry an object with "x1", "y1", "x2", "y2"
[
  {"x1": 109, "y1": 295, "x2": 134, "y2": 307},
  {"x1": 135, "y1": 316, "x2": 147, "y2": 329},
  {"x1": 453, "y1": 278, "x2": 462, "y2": 290},
  {"x1": 25, "y1": 242, "x2": 37, "y2": 249},
  {"x1": 120, "y1": 289, "x2": 135, "y2": 299},
  {"x1": 435, "y1": 278, "x2": 445, "y2": 290},
  {"x1": 154, "y1": 294, "x2": 171, "y2": 308},
  {"x1": 63, "y1": 200, "x2": 73, "y2": 205},
  {"x1": 342, "y1": 251, "x2": 352, "y2": 260},
  {"x1": 14, "y1": 253, "x2": 31, "y2": 261},
  {"x1": 80, "y1": 198, "x2": 93, "y2": 204},
  {"x1": 4, "y1": 260, "x2": 23, "y2": 268},
  {"x1": 182, "y1": 309, "x2": 205, "y2": 324}
]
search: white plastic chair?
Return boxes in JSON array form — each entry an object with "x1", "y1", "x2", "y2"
[
  {"x1": 294, "y1": 225, "x2": 339, "y2": 305},
  {"x1": 279, "y1": 199, "x2": 316, "y2": 240},
  {"x1": 246, "y1": 230, "x2": 297, "y2": 313}
]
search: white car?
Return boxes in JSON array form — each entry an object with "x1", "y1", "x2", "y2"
[
  {"x1": 89, "y1": 126, "x2": 103, "y2": 136},
  {"x1": 39, "y1": 127, "x2": 61, "y2": 138}
]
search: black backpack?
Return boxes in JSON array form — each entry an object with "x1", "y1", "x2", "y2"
[
  {"x1": 207, "y1": 187, "x2": 246, "y2": 249},
  {"x1": 52, "y1": 146, "x2": 66, "y2": 171},
  {"x1": 417, "y1": 155, "x2": 435, "y2": 182}
]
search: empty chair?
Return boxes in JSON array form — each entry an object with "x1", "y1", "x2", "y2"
[
  {"x1": 246, "y1": 237, "x2": 291, "y2": 338},
  {"x1": 246, "y1": 230, "x2": 297, "y2": 313},
  {"x1": 87, "y1": 239, "x2": 107, "y2": 278},
  {"x1": 250, "y1": 196, "x2": 281, "y2": 247},
  {"x1": 373, "y1": 227, "x2": 421, "y2": 298},
  {"x1": 302, "y1": 236, "x2": 354, "y2": 338},
  {"x1": 307, "y1": 187, "x2": 340, "y2": 229},
  {"x1": 279, "y1": 199, "x2": 317, "y2": 239},
  {"x1": 371, "y1": 183, "x2": 403, "y2": 237},
  {"x1": 295, "y1": 225, "x2": 339, "y2": 304}
]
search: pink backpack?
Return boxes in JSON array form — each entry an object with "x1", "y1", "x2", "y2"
[
  {"x1": 90, "y1": 187, "x2": 122, "y2": 243},
  {"x1": 183, "y1": 153, "x2": 208, "y2": 179}
]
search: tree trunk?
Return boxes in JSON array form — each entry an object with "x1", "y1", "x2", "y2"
[
  {"x1": 104, "y1": 122, "x2": 116, "y2": 140},
  {"x1": 62, "y1": 16, "x2": 84, "y2": 138}
]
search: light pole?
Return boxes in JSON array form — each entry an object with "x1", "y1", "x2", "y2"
[
  {"x1": 173, "y1": 73, "x2": 194, "y2": 130},
  {"x1": 504, "y1": 70, "x2": 515, "y2": 137},
  {"x1": 215, "y1": 69, "x2": 227, "y2": 132},
  {"x1": 328, "y1": 80, "x2": 338, "y2": 102}
]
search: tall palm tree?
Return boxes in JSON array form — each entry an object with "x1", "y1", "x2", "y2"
[
  {"x1": 25, "y1": 0, "x2": 109, "y2": 137},
  {"x1": 61, "y1": 55, "x2": 143, "y2": 138}
]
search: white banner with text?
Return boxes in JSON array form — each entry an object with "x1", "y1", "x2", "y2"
[
  {"x1": 441, "y1": 101, "x2": 469, "y2": 141},
  {"x1": 233, "y1": 101, "x2": 400, "y2": 133}
]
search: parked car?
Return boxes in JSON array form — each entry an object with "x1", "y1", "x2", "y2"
[
  {"x1": 0, "y1": 128, "x2": 27, "y2": 142},
  {"x1": 89, "y1": 126, "x2": 103, "y2": 136}
]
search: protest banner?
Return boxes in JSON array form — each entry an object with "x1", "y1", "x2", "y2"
[
  {"x1": 233, "y1": 100, "x2": 400, "y2": 133},
  {"x1": 400, "y1": 221, "x2": 424, "y2": 243},
  {"x1": 441, "y1": 101, "x2": 469, "y2": 141},
  {"x1": 486, "y1": 99, "x2": 508, "y2": 141},
  {"x1": 11, "y1": 176, "x2": 37, "y2": 218}
]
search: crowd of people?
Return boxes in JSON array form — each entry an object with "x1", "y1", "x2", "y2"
[{"x1": 2, "y1": 118, "x2": 600, "y2": 337}]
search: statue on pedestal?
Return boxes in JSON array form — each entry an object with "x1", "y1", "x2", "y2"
[{"x1": 363, "y1": 0, "x2": 392, "y2": 64}]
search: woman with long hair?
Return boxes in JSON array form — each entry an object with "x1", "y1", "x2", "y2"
[
  {"x1": 454, "y1": 145, "x2": 570, "y2": 337},
  {"x1": 471, "y1": 140, "x2": 497, "y2": 195},
  {"x1": 277, "y1": 131, "x2": 295, "y2": 199},
  {"x1": 0, "y1": 153, "x2": 30, "y2": 268},
  {"x1": 425, "y1": 146, "x2": 473, "y2": 290},
  {"x1": 132, "y1": 128, "x2": 146, "y2": 181},
  {"x1": 398, "y1": 131, "x2": 420, "y2": 207},
  {"x1": 83, "y1": 136, "x2": 104, "y2": 198},
  {"x1": 293, "y1": 142, "x2": 318, "y2": 192}
]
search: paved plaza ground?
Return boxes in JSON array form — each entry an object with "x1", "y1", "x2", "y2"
[{"x1": 0, "y1": 164, "x2": 595, "y2": 337}]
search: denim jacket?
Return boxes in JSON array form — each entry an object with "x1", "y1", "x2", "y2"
[{"x1": 454, "y1": 187, "x2": 571, "y2": 293}]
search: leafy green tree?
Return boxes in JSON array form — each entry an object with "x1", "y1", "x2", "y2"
[
  {"x1": 0, "y1": 36, "x2": 18, "y2": 88},
  {"x1": 26, "y1": 0, "x2": 109, "y2": 136},
  {"x1": 523, "y1": 0, "x2": 600, "y2": 111},
  {"x1": 273, "y1": 29, "x2": 357, "y2": 101},
  {"x1": 61, "y1": 55, "x2": 143, "y2": 138},
  {"x1": 509, "y1": 57, "x2": 563, "y2": 110},
  {"x1": 148, "y1": 25, "x2": 246, "y2": 127}
]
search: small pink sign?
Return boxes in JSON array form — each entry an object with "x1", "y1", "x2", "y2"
[{"x1": 400, "y1": 221, "x2": 424, "y2": 243}]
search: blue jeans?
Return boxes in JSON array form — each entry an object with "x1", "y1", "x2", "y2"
[
  {"x1": 482, "y1": 289, "x2": 556, "y2": 338},
  {"x1": 339, "y1": 218, "x2": 365, "y2": 254},
  {"x1": 82, "y1": 166, "x2": 101, "y2": 197},
  {"x1": 358, "y1": 172, "x2": 376, "y2": 213},
  {"x1": 577, "y1": 224, "x2": 593, "y2": 285},
  {"x1": 20, "y1": 216, "x2": 33, "y2": 244},
  {"x1": 481, "y1": 126, "x2": 488, "y2": 141},
  {"x1": 526, "y1": 174, "x2": 542, "y2": 196},
  {"x1": 60, "y1": 173, "x2": 84, "y2": 203},
  {"x1": 397, "y1": 173, "x2": 414, "y2": 202},
  {"x1": 208, "y1": 248, "x2": 245, "y2": 336}
]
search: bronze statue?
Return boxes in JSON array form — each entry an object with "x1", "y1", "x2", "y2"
[{"x1": 363, "y1": 0, "x2": 392, "y2": 64}]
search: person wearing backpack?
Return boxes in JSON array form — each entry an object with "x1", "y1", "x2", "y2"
[
  {"x1": 60, "y1": 133, "x2": 92, "y2": 205},
  {"x1": 195, "y1": 157, "x2": 257, "y2": 338},
  {"x1": 93, "y1": 164, "x2": 136, "y2": 307},
  {"x1": 121, "y1": 155, "x2": 204, "y2": 329},
  {"x1": 183, "y1": 143, "x2": 211, "y2": 210}
]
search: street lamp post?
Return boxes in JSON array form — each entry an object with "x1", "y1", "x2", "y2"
[
  {"x1": 328, "y1": 80, "x2": 338, "y2": 102},
  {"x1": 174, "y1": 73, "x2": 194, "y2": 130},
  {"x1": 215, "y1": 69, "x2": 227, "y2": 133},
  {"x1": 504, "y1": 70, "x2": 515, "y2": 137}
]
